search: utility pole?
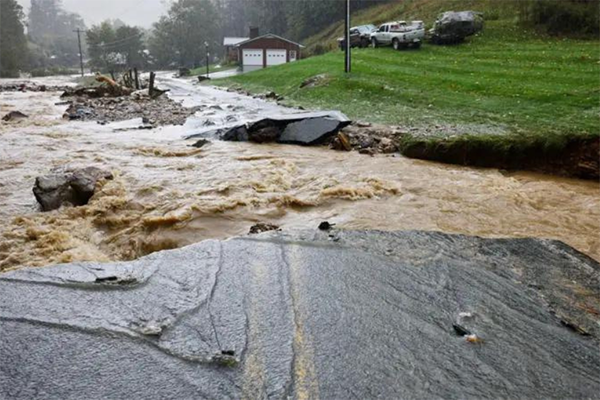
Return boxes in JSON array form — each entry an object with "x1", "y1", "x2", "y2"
[
  {"x1": 345, "y1": 0, "x2": 351, "y2": 73},
  {"x1": 74, "y1": 28, "x2": 85, "y2": 77},
  {"x1": 205, "y1": 41, "x2": 210, "y2": 79}
]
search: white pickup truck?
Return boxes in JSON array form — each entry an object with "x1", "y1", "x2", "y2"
[{"x1": 370, "y1": 21, "x2": 425, "y2": 50}]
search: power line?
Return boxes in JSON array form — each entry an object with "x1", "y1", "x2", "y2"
[{"x1": 93, "y1": 32, "x2": 145, "y2": 49}]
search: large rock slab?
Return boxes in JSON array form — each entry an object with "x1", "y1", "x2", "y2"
[
  {"x1": 1, "y1": 230, "x2": 599, "y2": 399},
  {"x1": 199, "y1": 111, "x2": 352, "y2": 146}
]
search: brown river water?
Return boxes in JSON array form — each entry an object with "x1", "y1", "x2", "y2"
[{"x1": 0, "y1": 75, "x2": 599, "y2": 270}]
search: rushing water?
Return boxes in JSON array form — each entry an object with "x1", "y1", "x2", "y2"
[{"x1": 0, "y1": 75, "x2": 598, "y2": 270}]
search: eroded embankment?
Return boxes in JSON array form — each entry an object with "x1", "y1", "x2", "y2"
[
  {"x1": 399, "y1": 133, "x2": 600, "y2": 180},
  {"x1": 1, "y1": 78, "x2": 599, "y2": 271}
]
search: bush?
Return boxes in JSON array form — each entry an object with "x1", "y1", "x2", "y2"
[
  {"x1": 484, "y1": 10, "x2": 500, "y2": 21},
  {"x1": 523, "y1": 0, "x2": 599, "y2": 36}
]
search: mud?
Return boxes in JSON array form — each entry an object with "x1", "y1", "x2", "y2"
[{"x1": 0, "y1": 75, "x2": 599, "y2": 271}]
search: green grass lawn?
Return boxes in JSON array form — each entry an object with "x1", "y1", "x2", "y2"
[{"x1": 216, "y1": 21, "x2": 599, "y2": 138}]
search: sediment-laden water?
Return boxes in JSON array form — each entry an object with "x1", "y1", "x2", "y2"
[{"x1": 1, "y1": 75, "x2": 598, "y2": 270}]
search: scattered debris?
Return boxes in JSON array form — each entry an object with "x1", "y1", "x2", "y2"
[
  {"x1": 318, "y1": 221, "x2": 335, "y2": 231},
  {"x1": 178, "y1": 68, "x2": 191, "y2": 78},
  {"x1": 95, "y1": 275, "x2": 138, "y2": 285},
  {"x1": 62, "y1": 91, "x2": 200, "y2": 126},
  {"x1": 331, "y1": 132, "x2": 352, "y2": 151},
  {"x1": 452, "y1": 323, "x2": 472, "y2": 336},
  {"x1": 33, "y1": 167, "x2": 114, "y2": 211},
  {"x1": 249, "y1": 222, "x2": 281, "y2": 235},
  {"x1": 465, "y1": 334, "x2": 485, "y2": 344},
  {"x1": 300, "y1": 74, "x2": 330, "y2": 89},
  {"x1": 0, "y1": 83, "x2": 71, "y2": 93},
  {"x1": 560, "y1": 317, "x2": 591, "y2": 336},
  {"x1": 212, "y1": 351, "x2": 238, "y2": 367},
  {"x1": 2, "y1": 111, "x2": 28, "y2": 122},
  {"x1": 95, "y1": 73, "x2": 134, "y2": 97},
  {"x1": 333, "y1": 122, "x2": 404, "y2": 154}
]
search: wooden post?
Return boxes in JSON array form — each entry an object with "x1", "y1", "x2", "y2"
[
  {"x1": 134, "y1": 68, "x2": 140, "y2": 90},
  {"x1": 149, "y1": 72, "x2": 156, "y2": 97}
]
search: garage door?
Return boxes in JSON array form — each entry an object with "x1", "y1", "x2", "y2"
[
  {"x1": 243, "y1": 49, "x2": 263, "y2": 66},
  {"x1": 266, "y1": 49, "x2": 287, "y2": 66}
]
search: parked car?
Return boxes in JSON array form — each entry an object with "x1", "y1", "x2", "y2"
[
  {"x1": 370, "y1": 21, "x2": 425, "y2": 50},
  {"x1": 429, "y1": 11, "x2": 484, "y2": 44},
  {"x1": 337, "y1": 25, "x2": 377, "y2": 50}
]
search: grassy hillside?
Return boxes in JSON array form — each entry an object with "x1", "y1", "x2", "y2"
[
  {"x1": 214, "y1": 0, "x2": 599, "y2": 177},
  {"x1": 302, "y1": 0, "x2": 516, "y2": 55}
]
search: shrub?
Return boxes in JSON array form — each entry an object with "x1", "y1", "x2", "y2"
[{"x1": 522, "y1": 0, "x2": 599, "y2": 36}]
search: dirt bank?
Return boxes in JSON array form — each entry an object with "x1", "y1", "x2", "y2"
[{"x1": 399, "y1": 133, "x2": 600, "y2": 180}]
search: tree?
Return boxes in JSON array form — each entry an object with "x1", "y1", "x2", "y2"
[
  {"x1": 148, "y1": 0, "x2": 220, "y2": 69},
  {"x1": 86, "y1": 21, "x2": 146, "y2": 72},
  {"x1": 0, "y1": 0, "x2": 28, "y2": 77},
  {"x1": 28, "y1": 0, "x2": 86, "y2": 68}
]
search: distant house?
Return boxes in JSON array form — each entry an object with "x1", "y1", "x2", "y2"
[
  {"x1": 234, "y1": 28, "x2": 304, "y2": 72},
  {"x1": 223, "y1": 37, "x2": 249, "y2": 63}
]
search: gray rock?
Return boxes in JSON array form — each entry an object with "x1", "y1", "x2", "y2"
[
  {"x1": 191, "y1": 139, "x2": 211, "y2": 148},
  {"x1": 33, "y1": 167, "x2": 113, "y2": 211},
  {"x1": 279, "y1": 117, "x2": 343, "y2": 145},
  {"x1": 2, "y1": 111, "x2": 28, "y2": 121},
  {"x1": 430, "y1": 11, "x2": 485, "y2": 44},
  {"x1": 1, "y1": 230, "x2": 599, "y2": 399}
]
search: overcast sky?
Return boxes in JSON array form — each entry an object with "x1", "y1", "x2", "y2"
[{"x1": 16, "y1": 0, "x2": 169, "y2": 28}]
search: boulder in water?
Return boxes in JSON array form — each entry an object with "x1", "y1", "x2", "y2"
[
  {"x1": 33, "y1": 167, "x2": 114, "y2": 211},
  {"x1": 2, "y1": 111, "x2": 28, "y2": 122}
]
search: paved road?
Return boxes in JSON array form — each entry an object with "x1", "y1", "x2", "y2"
[{"x1": 1, "y1": 230, "x2": 599, "y2": 399}]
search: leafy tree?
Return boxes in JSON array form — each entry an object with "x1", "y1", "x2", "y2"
[
  {"x1": 86, "y1": 21, "x2": 146, "y2": 72},
  {"x1": 148, "y1": 0, "x2": 220, "y2": 69},
  {"x1": 28, "y1": 0, "x2": 86, "y2": 67},
  {"x1": 0, "y1": 0, "x2": 28, "y2": 77}
]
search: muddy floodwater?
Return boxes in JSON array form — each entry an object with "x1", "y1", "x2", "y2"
[{"x1": 0, "y1": 75, "x2": 599, "y2": 270}]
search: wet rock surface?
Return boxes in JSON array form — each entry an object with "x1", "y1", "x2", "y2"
[
  {"x1": 1, "y1": 230, "x2": 599, "y2": 399},
  {"x1": 1, "y1": 111, "x2": 28, "y2": 122},
  {"x1": 212, "y1": 111, "x2": 352, "y2": 146},
  {"x1": 33, "y1": 167, "x2": 114, "y2": 211}
]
